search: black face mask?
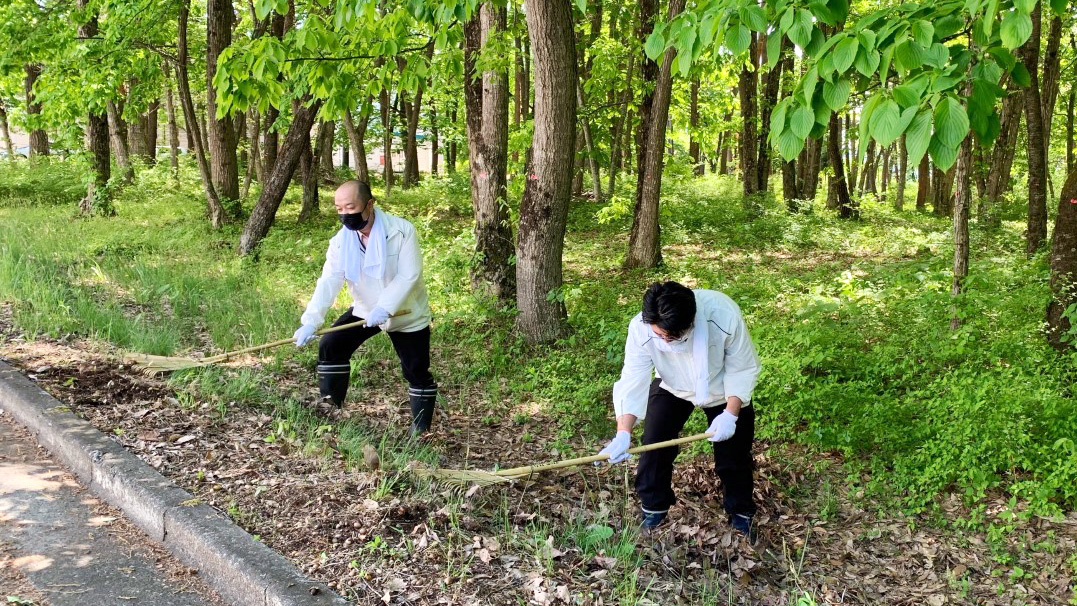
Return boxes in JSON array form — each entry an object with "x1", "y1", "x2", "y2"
[{"x1": 338, "y1": 211, "x2": 369, "y2": 231}]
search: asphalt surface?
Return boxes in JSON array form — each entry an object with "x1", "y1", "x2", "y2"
[{"x1": 0, "y1": 412, "x2": 219, "y2": 606}]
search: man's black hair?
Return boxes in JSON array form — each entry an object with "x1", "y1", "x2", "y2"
[
  {"x1": 355, "y1": 180, "x2": 374, "y2": 204},
  {"x1": 641, "y1": 281, "x2": 696, "y2": 339}
]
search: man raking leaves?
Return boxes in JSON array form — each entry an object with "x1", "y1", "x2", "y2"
[
  {"x1": 292, "y1": 180, "x2": 438, "y2": 435},
  {"x1": 597, "y1": 281, "x2": 761, "y2": 538}
]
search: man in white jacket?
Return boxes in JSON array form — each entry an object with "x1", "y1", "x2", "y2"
[
  {"x1": 292, "y1": 180, "x2": 437, "y2": 435},
  {"x1": 597, "y1": 281, "x2": 761, "y2": 537}
]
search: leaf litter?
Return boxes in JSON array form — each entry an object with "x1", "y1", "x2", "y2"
[{"x1": 0, "y1": 325, "x2": 1074, "y2": 605}]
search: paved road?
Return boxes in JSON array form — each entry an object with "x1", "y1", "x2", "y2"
[{"x1": 0, "y1": 412, "x2": 223, "y2": 606}]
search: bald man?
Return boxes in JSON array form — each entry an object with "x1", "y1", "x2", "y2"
[{"x1": 292, "y1": 180, "x2": 437, "y2": 435}]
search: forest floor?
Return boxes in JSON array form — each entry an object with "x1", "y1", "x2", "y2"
[{"x1": 2, "y1": 321, "x2": 1074, "y2": 605}]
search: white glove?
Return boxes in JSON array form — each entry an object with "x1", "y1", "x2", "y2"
[
  {"x1": 597, "y1": 430, "x2": 632, "y2": 465},
  {"x1": 293, "y1": 324, "x2": 318, "y2": 347},
  {"x1": 364, "y1": 307, "x2": 390, "y2": 327},
  {"x1": 706, "y1": 410, "x2": 738, "y2": 442}
]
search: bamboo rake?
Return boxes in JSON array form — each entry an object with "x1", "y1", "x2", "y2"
[
  {"x1": 419, "y1": 432, "x2": 715, "y2": 486},
  {"x1": 125, "y1": 310, "x2": 410, "y2": 375}
]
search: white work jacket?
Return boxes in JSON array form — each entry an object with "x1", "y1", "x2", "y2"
[
  {"x1": 300, "y1": 210, "x2": 431, "y2": 333},
  {"x1": 612, "y1": 290, "x2": 760, "y2": 421}
]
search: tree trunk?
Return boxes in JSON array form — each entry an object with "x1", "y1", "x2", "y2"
[
  {"x1": 916, "y1": 155, "x2": 931, "y2": 211},
  {"x1": 932, "y1": 166, "x2": 956, "y2": 216},
  {"x1": 756, "y1": 34, "x2": 783, "y2": 192},
  {"x1": 162, "y1": 62, "x2": 181, "y2": 179},
  {"x1": 207, "y1": 0, "x2": 240, "y2": 206},
  {"x1": 1021, "y1": 5, "x2": 1049, "y2": 255},
  {"x1": 240, "y1": 99, "x2": 322, "y2": 255},
  {"x1": 828, "y1": 113, "x2": 855, "y2": 219},
  {"x1": 24, "y1": 64, "x2": 49, "y2": 157},
  {"x1": 624, "y1": 0, "x2": 685, "y2": 268},
  {"x1": 242, "y1": 109, "x2": 259, "y2": 198},
  {"x1": 1046, "y1": 167, "x2": 1077, "y2": 351},
  {"x1": 689, "y1": 76, "x2": 701, "y2": 176},
  {"x1": 607, "y1": 52, "x2": 635, "y2": 196},
  {"x1": 77, "y1": 0, "x2": 111, "y2": 215},
  {"x1": 951, "y1": 132, "x2": 973, "y2": 330},
  {"x1": 106, "y1": 101, "x2": 135, "y2": 184},
  {"x1": 1041, "y1": 16, "x2": 1063, "y2": 144},
  {"x1": 465, "y1": 4, "x2": 515, "y2": 301},
  {"x1": 739, "y1": 46, "x2": 760, "y2": 196},
  {"x1": 260, "y1": 14, "x2": 284, "y2": 176},
  {"x1": 1068, "y1": 89, "x2": 1075, "y2": 175},
  {"x1": 782, "y1": 158, "x2": 799, "y2": 210},
  {"x1": 896, "y1": 135, "x2": 907, "y2": 211},
  {"x1": 343, "y1": 103, "x2": 371, "y2": 182},
  {"x1": 318, "y1": 120, "x2": 335, "y2": 182},
  {"x1": 447, "y1": 101, "x2": 458, "y2": 174},
  {"x1": 298, "y1": 132, "x2": 318, "y2": 223},
  {"x1": 576, "y1": 79, "x2": 603, "y2": 201},
  {"x1": 634, "y1": 0, "x2": 660, "y2": 200},
  {"x1": 176, "y1": 0, "x2": 225, "y2": 228},
  {"x1": 983, "y1": 90, "x2": 1021, "y2": 217},
  {"x1": 517, "y1": 0, "x2": 577, "y2": 342},
  {"x1": 430, "y1": 104, "x2": 439, "y2": 176},
  {"x1": 381, "y1": 88, "x2": 394, "y2": 196},
  {"x1": 513, "y1": 32, "x2": 525, "y2": 165},
  {"x1": 862, "y1": 139, "x2": 877, "y2": 194},
  {"x1": 0, "y1": 101, "x2": 14, "y2": 160}
]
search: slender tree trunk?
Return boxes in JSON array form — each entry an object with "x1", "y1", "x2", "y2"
[
  {"x1": 0, "y1": 101, "x2": 14, "y2": 161},
  {"x1": 318, "y1": 120, "x2": 335, "y2": 182},
  {"x1": 517, "y1": 0, "x2": 577, "y2": 342},
  {"x1": 739, "y1": 44, "x2": 760, "y2": 196},
  {"x1": 608, "y1": 52, "x2": 635, "y2": 196},
  {"x1": 343, "y1": 103, "x2": 371, "y2": 182},
  {"x1": 260, "y1": 14, "x2": 284, "y2": 175},
  {"x1": 162, "y1": 62, "x2": 180, "y2": 179},
  {"x1": 447, "y1": 101, "x2": 458, "y2": 174},
  {"x1": 176, "y1": 0, "x2": 225, "y2": 227},
  {"x1": 381, "y1": 88, "x2": 394, "y2": 195},
  {"x1": 624, "y1": 0, "x2": 685, "y2": 268},
  {"x1": 430, "y1": 104, "x2": 439, "y2": 176},
  {"x1": 756, "y1": 34, "x2": 783, "y2": 192},
  {"x1": 782, "y1": 158, "x2": 799, "y2": 210},
  {"x1": 896, "y1": 135, "x2": 907, "y2": 211},
  {"x1": 828, "y1": 113, "x2": 855, "y2": 219},
  {"x1": 298, "y1": 130, "x2": 319, "y2": 223},
  {"x1": 932, "y1": 166, "x2": 956, "y2": 216},
  {"x1": 720, "y1": 128, "x2": 730, "y2": 174},
  {"x1": 1021, "y1": 5, "x2": 1049, "y2": 255},
  {"x1": 240, "y1": 99, "x2": 322, "y2": 255},
  {"x1": 634, "y1": 0, "x2": 660, "y2": 201},
  {"x1": 206, "y1": 0, "x2": 240, "y2": 206},
  {"x1": 242, "y1": 110, "x2": 259, "y2": 198},
  {"x1": 513, "y1": 31, "x2": 525, "y2": 165},
  {"x1": 1064, "y1": 89, "x2": 1072, "y2": 175},
  {"x1": 77, "y1": 0, "x2": 111, "y2": 215},
  {"x1": 983, "y1": 90, "x2": 1021, "y2": 216},
  {"x1": 106, "y1": 101, "x2": 135, "y2": 184},
  {"x1": 576, "y1": 79, "x2": 603, "y2": 201},
  {"x1": 465, "y1": 4, "x2": 515, "y2": 301},
  {"x1": 951, "y1": 127, "x2": 974, "y2": 330},
  {"x1": 689, "y1": 76, "x2": 702, "y2": 176},
  {"x1": 1041, "y1": 16, "x2": 1063, "y2": 143},
  {"x1": 24, "y1": 64, "x2": 49, "y2": 157},
  {"x1": 1046, "y1": 167, "x2": 1077, "y2": 350}
]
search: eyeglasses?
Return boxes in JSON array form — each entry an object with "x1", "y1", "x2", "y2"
[{"x1": 651, "y1": 326, "x2": 689, "y2": 343}]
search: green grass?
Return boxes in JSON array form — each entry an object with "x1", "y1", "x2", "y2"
[{"x1": 1, "y1": 156, "x2": 1076, "y2": 519}]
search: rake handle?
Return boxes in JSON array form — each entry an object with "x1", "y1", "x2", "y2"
[
  {"x1": 202, "y1": 310, "x2": 411, "y2": 363},
  {"x1": 494, "y1": 432, "x2": 714, "y2": 478}
]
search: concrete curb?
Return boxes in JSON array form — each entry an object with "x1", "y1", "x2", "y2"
[{"x1": 0, "y1": 361, "x2": 349, "y2": 606}]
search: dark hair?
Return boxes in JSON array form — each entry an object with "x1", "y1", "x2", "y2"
[
  {"x1": 354, "y1": 180, "x2": 374, "y2": 204},
  {"x1": 641, "y1": 281, "x2": 696, "y2": 338}
]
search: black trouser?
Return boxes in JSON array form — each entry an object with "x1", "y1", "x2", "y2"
[
  {"x1": 635, "y1": 379, "x2": 756, "y2": 518},
  {"x1": 317, "y1": 308, "x2": 436, "y2": 396}
]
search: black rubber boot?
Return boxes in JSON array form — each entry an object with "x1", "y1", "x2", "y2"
[
  {"x1": 316, "y1": 363, "x2": 351, "y2": 408},
  {"x1": 408, "y1": 386, "x2": 437, "y2": 435}
]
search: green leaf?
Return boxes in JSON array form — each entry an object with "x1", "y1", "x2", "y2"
[
  {"x1": 857, "y1": 29, "x2": 877, "y2": 50},
  {"x1": 770, "y1": 99, "x2": 790, "y2": 135},
  {"x1": 831, "y1": 36, "x2": 858, "y2": 73},
  {"x1": 911, "y1": 20, "x2": 935, "y2": 46},
  {"x1": 778, "y1": 128, "x2": 806, "y2": 160},
  {"x1": 869, "y1": 99, "x2": 902, "y2": 146},
  {"x1": 823, "y1": 78, "x2": 852, "y2": 111},
  {"x1": 767, "y1": 30, "x2": 782, "y2": 69},
  {"x1": 789, "y1": 9, "x2": 814, "y2": 48},
  {"x1": 879, "y1": 46, "x2": 894, "y2": 85},
  {"x1": 897, "y1": 106, "x2": 919, "y2": 133},
  {"x1": 981, "y1": 0, "x2": 1000, "y2": 37},
  {"x1": 923, "y1": 43, "x2": 950, "y2": 69},
  {"x1": 791, "y1": 104, "x2": 815, "y2": 138},
  {"x1": 1000, "y1": 10, "x2": 1033, "y2": 49},
  {"x1": 895, "y1": 40, "x2": 923, "y2": 73},
  {"x1": 727, "y1": 23, "x2": 752, "y2": 55},
  {"x1": 1010, "y1": 62, "x2": 1031, "y2": 87},
  {"x1": 644, "y1": 29, "x2": 666, "y2": 60},
  {"x1": 929, "y1": 136, "x2": 959, "y2": 171},
  {"x1": 854, "y1": 49, "x2": 881, "y2": 77},
  {"x1": 779, "y1": 7, "x2": 795, "y2": 32},
  {"x1": 893, "y1": 84, "x2": 921, "y2": 108},
  {"x1": 801, "y1": 65, "x2": 819, "y2": 104},
  {"x1": 740, "y1": 5, "x2": 768, "y2": 31},
  {"x1": 933, "y1": 96, "x2": 970, "y2": 149},
  {"x1": 905, "y1": 108, "x2": 933, "y2": 166},
  {"x1": 1049, "y1": 0, "x2": 1066, "y2": 14},
  {"x1": 934, "y1": 14, "x2": 965, "y2": 39},
  {"x1": 576, "y1": 0, "x2": 586, "y2": 12},
  {"x1": 1014, "y1": 0, "x2": 1036, "y2": 12},
  {"x1": 859, "y1": 94, "x2": 884, "y2": 160}
]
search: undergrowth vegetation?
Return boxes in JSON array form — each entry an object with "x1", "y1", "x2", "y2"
[{"x1": 1, "y1": 157, "x2": 1075, "y2": 522}]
